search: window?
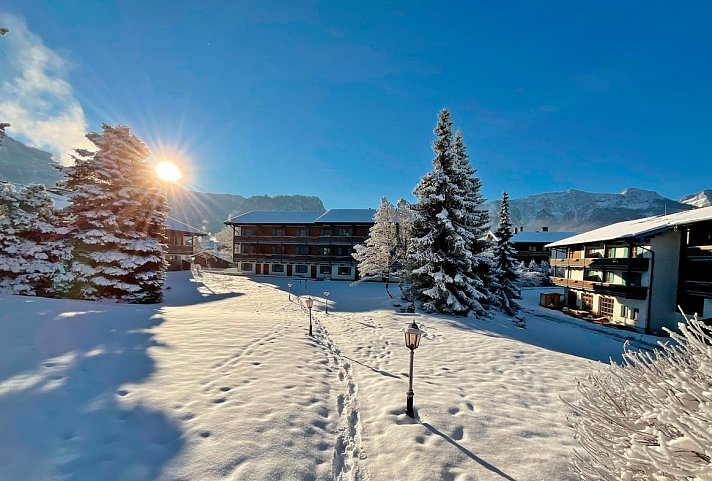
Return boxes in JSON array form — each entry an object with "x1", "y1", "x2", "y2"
[
  {"x1": 336, "y1": 227, "x2": 352, "y2": 237},
  {"x1": 296, "y1": 228, "x2": 308, "y2": 237},
  {"x1": 599, "y1": 297, "x2": 614, "y2": 317},
  {"x1": 338, "y1": 266, "x2": 352, "y2": 276},
  {"x1": 320, "y1": 265, "x2": 331, "y2": 275},
  {"x1": 184, "y1": 235, "x2": 193, "y2": 246},
  {"x1": 295, "y1": 246, "x2": 308, "y2": 255},
  {"x1": 271, "y1": 246, "x2": 281, "y2": 254},
  {"x1": 620, "y1": 305, "x2": 628, "y2": 317},
  {"x1": 271, "y1": 264, "x2": 284, "y2": 273},
  {"x1": 582, "y1": 294, "x2": 593, "y2": 311},
  {"x1": 271, "y1": 228, "x2": 283, "y2": 236},
  {"x1": 320, "y1": 247, "x2": 331, "y2": 256},
  {"x1": 295, "y1": 265, "x2": 308, "y2": 274},
  {"x1": 241, "y1": 263, "x2": 253, "y2": 271},
  {"x1": 320, "y1": 228, "x2": 331, "y2": 237},
  {"x1": 632, "y1": 308, "x2": 640, "y2": 321},
  {"x1": 622, "y1": 272, "x2": 643, "y2": 287},
  {"x1": 241, "y1": 244, "x2": 254, "y2": 254},
  {"x1": 242, "y1": 227, "x2": 254, "y2": 236},
  {"x1": 605, "y1": 271, "x2": 616, "y2": 283}
]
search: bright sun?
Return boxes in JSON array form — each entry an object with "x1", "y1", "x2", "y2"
[{"x1": 155, "y1": 160, "x2": 182, "y2": 182}]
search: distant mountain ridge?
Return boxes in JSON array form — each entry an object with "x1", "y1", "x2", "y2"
[
  {"x1": 1, "y1": 136, "x2": 707, "y2": 235},
  {"x1": 680, "y1": 190, "x2": 712, "y2": 208},
  {"x1": 0, "y1": 136, "x2": 325, "y2": 233},
  {"x1": 485, "y1": 188, "x2": 696, "y2": 233}
]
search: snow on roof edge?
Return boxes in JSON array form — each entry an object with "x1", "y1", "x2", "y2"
[{"x1": 545, "y1": 206, "x2": 712, "y2": 248}]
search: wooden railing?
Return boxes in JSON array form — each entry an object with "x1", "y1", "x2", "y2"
[
  {"x1": 550, "y1": 258, "x2": 594, "y2": 268},
  {"x1": 167, "y1": 245, "x2": 194, "y2": 255},
  {"x1": 550, "y1": 277, "x2": 595, "y2": 290}
]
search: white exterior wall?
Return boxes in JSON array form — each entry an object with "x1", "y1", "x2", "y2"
[
  {"x1": 649, "y1": 230, "x2": 682, "y2": 332},
  {"x1": 566, "y1": 289, "x2": 647, "y2": 330}
]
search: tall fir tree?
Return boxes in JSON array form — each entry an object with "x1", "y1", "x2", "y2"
[
  {"x1": 0, "y1": 183, "x2": 70, "y2": 296},
  {"x1": 59, "y1": 124, "x2": 168, "y2": 303},
  {"x1": 492, "y1": 192, "x2": 521, "y2": 314},
  {"x1": 451, "y1": 129, "x2": 493, "y2": 314},
  {"x1": 409, "y1": 109, "x2": 485, "y2": 315},
  {"x1": 353, "y1": 197, "x2": 397, "y2": 279}
]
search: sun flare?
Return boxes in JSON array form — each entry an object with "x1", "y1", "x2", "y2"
[{"x1": 155, "y1": 160, "x2": 182, "y2": 182}]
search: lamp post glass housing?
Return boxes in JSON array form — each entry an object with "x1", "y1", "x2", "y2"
[
  {"x1": 404, "y1": 321, "x2": 424, "y2": 418},
  {"x1": 305, "y1": 297, "x2": 314, "y2": 336}
]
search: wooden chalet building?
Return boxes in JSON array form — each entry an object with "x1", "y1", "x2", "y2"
[
  {"x1": 224, "y1": 209, "x2": 375, "y2": 281},
  {"x1": 165, "y1": 217, "x2": 207, "y2": 271},
  {"x1": 510, "y1": 227, "x2": 576, "y2": 265},
  {"x1": 546, "y1": 206, "x2": 712, "y2": 333}
]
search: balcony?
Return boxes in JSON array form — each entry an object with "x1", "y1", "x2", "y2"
[
  {"x1": 235, "y1": 235, "x2": 366, "y2": 244},
  {"x1": 550, "y1": 258, "x2": 593, "y2": 268},
  {"x1": 233, "y1": 253, "x2": 356, "y2": 263},
  {"x1": 682, "y1": 280, "x2": 712, "y2": 297},
  {"x1": 592, "y1": 283, "x2": 648, "y2": 300},
  {"x1": 167, "y1": 245, "x2": 194, "y2": 255},
  {"x1": 550, "y1": 277, "x2": 594, "y2": 290},
  {"x1": 550, "y1": 277, "x2": 648, "y2": 300},
  {"x1": 550, "y1": 257, "x2": 649, "y2": 271}
]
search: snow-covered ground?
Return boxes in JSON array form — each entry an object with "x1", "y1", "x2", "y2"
[{"x1": 0, "y1": 272, "x2": 664, "y2": 481}]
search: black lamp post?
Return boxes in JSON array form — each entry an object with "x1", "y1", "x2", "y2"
[
  {"x1": 305, "y1": 297, "x2": 314, "y2": 336},
  {"x1": 323, "y1": 290, "x2": 330, "y2": 314},
  {"x1": 287, "y1": 283, "x2": 293, "y2": 301},
  {"x1": 404, "y1": 320, "x2": 424, "y2": 418}
]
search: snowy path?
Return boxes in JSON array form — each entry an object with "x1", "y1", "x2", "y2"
[{"x1": 0, "y1": 272, "x2": 662, "y2": 481}]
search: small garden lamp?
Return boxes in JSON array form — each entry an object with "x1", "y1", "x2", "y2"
[
  {"x1": 305, "y1": 297, "x2": 314, "y2": 336},
  {"x1": 287, "y1": 283, "x2": 293, "y2": 301},
  {"x1": 323, "y1": 290, "x2": 330, "y2": 314},
  {"x1": 404, "y1": 320, "x2": 425, "y2": 418}
]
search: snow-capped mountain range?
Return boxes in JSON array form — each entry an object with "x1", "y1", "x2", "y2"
[
  {"x1": 679, "y1": 189, "x2": 712, "y2": 208},
  {"x1": 1, "y1": 136, "x2": 708, "y2": 234},
  {"x1": 485, "y1": 187, "x2": 699, "y2": 233}
]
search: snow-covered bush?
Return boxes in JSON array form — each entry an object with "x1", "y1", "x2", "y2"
[
  {"x1": 567, "y1": 312, "x2": 712, "y2": 480},
  {"x1": 517, "y1": 260, "x2": 547, "y2": 287}
]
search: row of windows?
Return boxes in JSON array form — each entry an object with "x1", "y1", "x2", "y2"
[
  {"x1": 240, "y1": 263, "x2": 352, "y2": 276},
  {"x1": 239, "y1": 228, "x2": 355, "y2": 237},
  {"x1": 620, "y1": 305, "x2": 640, "y2": 321}
]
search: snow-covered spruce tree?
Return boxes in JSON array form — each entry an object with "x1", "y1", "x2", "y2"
[
  {"x1": 0, "y1": 183, "x2": 70, "y2": 296},
  {"x1": 59, "y1": 124, "x2": 168, "y2": 303},
  {"x1": 566, "y1": 313, "x2": 712, "y2": 480},
  {"x1": 451, "y1": 129, "x2": 493, "y2": 310},
  {"x1": 353, "y1": 197, "x2": 397, "y2": 279},
  {"x1": 409, "y1": 109, "x2": 486, "y2": 315},
  {"x1": 491, "y1": 192, "x2": 520, "y2": 314}
]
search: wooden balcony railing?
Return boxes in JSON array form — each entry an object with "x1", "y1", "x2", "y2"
[
  {"x1": 167, "y1": 245, "x2": 194, "y2": 255},
  {"x1": 233, "y1": 253, "x2": 356, "y2": 263},
  {"x1": 550, "y1": 276, "x2": 648, "y2": 300},
  {"x1": 550, "y1": 258, "x2": 594, "y2": 268},
  {"x1": 550, "y1": 277, "x2": 595, "y2": 290},
  {"x1": 550, "y1": 257, "x2": 650, "y2": 271}
]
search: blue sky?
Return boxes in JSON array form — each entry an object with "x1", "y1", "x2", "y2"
[{"x1": 1, "y1": 1, "x2": 711, "y2": 208}]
